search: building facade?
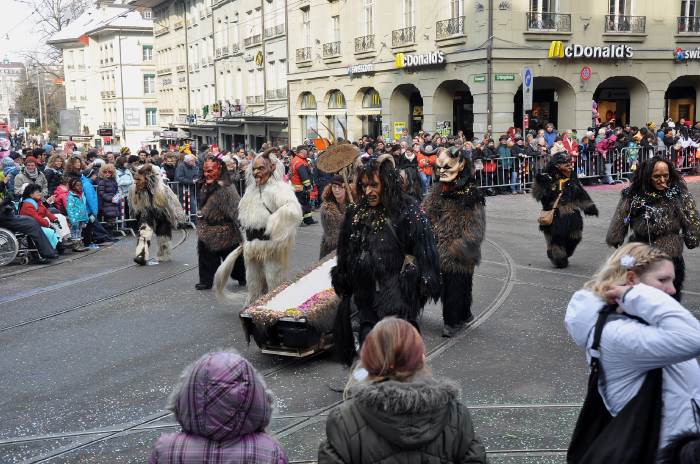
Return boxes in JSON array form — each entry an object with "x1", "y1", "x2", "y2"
[
  {"x1": 0, "y1": 61, "x2": 26, "y2": 129},
  {"x1": 286, "y1": 0, "x2": 700, "y2": 146},
  {"x1": 49, "y1": 0, "x2": 157, "y2": 152},
  {"x1": 131, "y1": 0, "x2": 288, "y2": 150}
]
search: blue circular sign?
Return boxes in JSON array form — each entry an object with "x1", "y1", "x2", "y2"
[{"x1": 524, "y1": 69, "x2": 532, "y2": 87}]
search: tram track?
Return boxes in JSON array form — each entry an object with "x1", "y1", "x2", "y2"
[
  {"x1": 0, "y1": 228, "x2": 192, "y2": 304},
  {"x1": 13, "y1": 237, "x2": 521, "y2": 462}
]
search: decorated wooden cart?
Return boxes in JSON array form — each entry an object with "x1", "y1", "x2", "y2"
[{"x1": 239, "y1": 257, "x2": 340, "y2": 357}]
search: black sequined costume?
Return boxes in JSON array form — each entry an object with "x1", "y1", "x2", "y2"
[
  {"x1": 607, "y1": 184, "x2": 700, "y2": 299},
  {"x1": 332, "y1": 198, "x2": 441, "y2": 344},
  {"x1": 532, "y1": 167, "x2": 598, "y2": 269}
]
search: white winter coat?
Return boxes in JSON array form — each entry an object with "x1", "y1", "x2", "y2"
[{"x1": 565, "y1": 284, "x2": 700, "y2": 449}]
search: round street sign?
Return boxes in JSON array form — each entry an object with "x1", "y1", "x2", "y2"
[
  {"x1": 524, "y1": 68, "x2": 532, "y2": 87},
  {"x1": 580, "y1": 66, "x2": 592, "y2": 81}
]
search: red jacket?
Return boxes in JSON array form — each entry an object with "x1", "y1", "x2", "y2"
[
  {"x1": 54, "y1": 185, "x2": 69, "y2": 214},
  {"x1": 290, "y1": 154, "x2": 312, "y2": 191},
  {"x1": 20, "y1": 199, "x2": 56, "y2": 227}
]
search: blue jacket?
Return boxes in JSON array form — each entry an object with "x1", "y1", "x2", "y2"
[
  {"x1": 66, "y1": 191, "x2": 89, "y2": 223},
  {"x1": 543, "y1": 130, "x2": 558, "y2": 147},
  {"x1": 81, "y1": 175, "x2": 98, "y2": 215}
]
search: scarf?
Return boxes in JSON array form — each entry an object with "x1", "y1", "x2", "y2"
[{"x1": 23, "y1": 166, "x2": 39, "y2": 181}]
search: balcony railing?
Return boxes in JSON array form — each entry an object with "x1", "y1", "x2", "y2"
[
  {"x1": 525, "y1": 12, "x2": 571, "y2": 32},
  {"x1": 244, "y1": 34, "x2": 262, "y2": 48},
  {"x1": 296, "y1": 46, "x2": 312, "y2": 63},
  {"x1": 264, "y1": 23, "x2": 286, "y2": 39},
  {"x1": 354, "y1": 34, "x2": 375, "y2": 53},
  {"x1": 604, "y1": 15, "x2": 646, "y2": 33},
  {"x1": 246, "y1": 96, "x2": 255, "y2": 105},
  {"x1": 255, "y1": 95, "x2": 264, "y2": 104},
  {"x1": 436, "y1": 16, "x2": 465, "y2": 40},
  {"x1": 246, "y1": 95, "x2": 264, "y2": 105},
  {"x1": 215, "y1": 47, "x2": 222, "y2": 58},
  {"x1": 157, "y1": 67, "x2": 172, "y2": 75},
  {"x1": 176, "y1": 64, "x2": 185, "y2": 72},
  {"x1": 173, "y1": 20, "x2": 184, "y2": 30},
  {"x1": 392, "y1": 26, "x2": 416, "y2": 47},
  {"x1": 155, "y1": 26, "x2": 169, "y2": 36},
  {"x1": 323, "y1": 41, "x2": 341, "y2": 57},
  {"x1": 266, "y1": 88, "x2": 287, "y2": 100},
  {"x1": 221, "y1": 45, "x2": 229, "y2": 56},
  {"x1": 678, "y1": 16, "x2": 700, "y2": 33},
  {"x1": 230, "y1": 44, "x2": 240, "y2": 55}
]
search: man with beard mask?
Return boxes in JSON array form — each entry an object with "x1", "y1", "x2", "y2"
[
  {"x1": 214, "y1": 148, "x2": 303, "y2": 304},
  {"x1": 533, "y1": 152, "x2": 598, "y2": 269},
  {"x1": 129, "y1": 164, "x2": 185, "y2": 265},
  {"x1": 194, "y1": 156, "x2": 246, "y2": 290},
  {"x1": 423, "y1": 147, "x2": 486, "y2": 337},
  {"x1": 331, "y1": 154, "x2": 441, "y2": 362}
]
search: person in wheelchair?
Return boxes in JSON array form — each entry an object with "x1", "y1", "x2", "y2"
[
  {"x1": 19, "y1": 183, "x2": 71, "y2": 254},
  {"x1": 0, "y1": 197, "x2": 57, "y2": 263}
]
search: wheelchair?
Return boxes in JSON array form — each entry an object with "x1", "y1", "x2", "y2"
[{"x1": 0, "y1": 227, "x2": 40, "y2": 266}]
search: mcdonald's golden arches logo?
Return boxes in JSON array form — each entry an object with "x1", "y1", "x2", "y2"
[{"x1": 548, "y1": 41, "x2": 565, "y2": 59}]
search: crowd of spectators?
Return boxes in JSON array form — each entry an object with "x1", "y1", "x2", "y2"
[{"x1": 2, "y1": 115, "x2": 700, "y2": 264}]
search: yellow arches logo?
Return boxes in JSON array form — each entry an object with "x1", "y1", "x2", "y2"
[
  {"x1": 548, "y1": 41, "x2": 565, "y2": 59},
  {"x1": 395, "y1": 53, "x2": 406, "y2": 68}
]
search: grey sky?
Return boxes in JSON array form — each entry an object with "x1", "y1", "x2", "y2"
[{"x1": 1, "y1": 0, "x2": 47, "y2": 63}]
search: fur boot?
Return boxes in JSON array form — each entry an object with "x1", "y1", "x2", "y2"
[
  {"x1": 156, "y1": 235, "x2": 172, "y2": 262},
  {"x1": 134, "y1": 224, "x2": 153, "y2": 265}
]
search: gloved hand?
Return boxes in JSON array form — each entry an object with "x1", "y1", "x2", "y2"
[{"x1": 89, "y1": 215, "x2": 96, "y2": 223}]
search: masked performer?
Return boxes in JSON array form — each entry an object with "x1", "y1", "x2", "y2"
[
  {"x1": 532, "y1": 152, "x2": 598, "y2": 269},
  {"x1": 332, "y1": 154, "x2": 441, "y2": 359},
  {"x1": 423, "y1": 147, "x2": 485, "y2": 337},
  {"x1": 195, "y1": 156, "x2": 246, "y2": 290},
  {"x1": 129, "y1": 163, "x2": 185, "y2": 265},
  {"x1": 607, "y1": 156, "x2": 700, "y2": 301},
  {"x1": 215, "y1": 149, "x2": 303, "y2": 304}
]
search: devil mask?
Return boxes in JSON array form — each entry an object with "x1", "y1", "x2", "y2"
[
  {"x1": 203, "y1": 159, "x2": 222, "y2": 184},
  {"x1": 436, "y1": 150, "x2": 466, "y2": 183}
]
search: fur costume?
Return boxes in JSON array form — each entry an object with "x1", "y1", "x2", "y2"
[
  {"x1": 532, "y1": 155, "x2": 598, "y2": 269},
  {"x1": 332, "y1": 155, "x2": 441, "y2": 356},
  {"x1": 196, "y1": 163, "x2": 245, "y2": 287},
  {"x1": 319, "y1": 198, "x2": 345, "y2": 259},
  {"x1": 607, "y1": 183, "x2": 700, "y2": 300},
  {"x1": 423, "y1": 156, "x2": 485, "y2": 334},
  {"x1": 134, "y1": 224, "x2": 153, "y2": 265},
  {"x1": 215, "y1": 150, "x2": 302, "y2": 305},
  {"x1": 128, "y1": 164, "x2": 185, "y2": 264}
]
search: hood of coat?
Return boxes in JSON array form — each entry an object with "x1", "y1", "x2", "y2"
[
  {"x1": 170, "y1": 352, "x2": 274, "y2": 443},
  {"x1": 353, "y1": 378, "x2": 459, "y2": 448},
  {"x1": 565, "y1": 289, "x2": 605, "y2": 348}
]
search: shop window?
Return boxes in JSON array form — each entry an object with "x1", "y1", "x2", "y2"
[
  {"x1": 328, "y1": 90, "x2": 346, "y2": 109},
  {"x1": 362, "y1": 89, "x2": 381, "y2": 108}
]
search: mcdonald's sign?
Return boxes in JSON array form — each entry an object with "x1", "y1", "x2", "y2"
[
  {"x1": 548, "y1": 41, "x2": 565, "y2": 58},
  {"x1": 547, "y1": 41, "x2": 633, "y2": 59}
]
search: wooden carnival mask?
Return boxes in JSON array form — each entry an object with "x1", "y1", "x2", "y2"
[{"x1": 436, "y1": 150, "x2": 465, "y2": 183}]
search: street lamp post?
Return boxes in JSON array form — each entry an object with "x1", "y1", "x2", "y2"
[{"x1": 35, "y1": 68, "x2": 44, "y2": 133}]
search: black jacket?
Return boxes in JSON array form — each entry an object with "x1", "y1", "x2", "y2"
[{"x1": 318, "y1": 378, "x2": 487, "y2": 464}]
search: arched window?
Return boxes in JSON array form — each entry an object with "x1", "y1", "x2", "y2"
[
  {"x1": 301, "y1": 92, "x2": 317, "y2": 110},
  {"x1": 328, "y1": 90, "x2": 346, "y2": 109},
  {"x1": 362, "y1": 88, "x2": 381, "y2": 108}
]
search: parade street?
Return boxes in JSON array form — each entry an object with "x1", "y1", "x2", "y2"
[{"x1": 2, "y1": 181, "x2": 700, "y2": 464}]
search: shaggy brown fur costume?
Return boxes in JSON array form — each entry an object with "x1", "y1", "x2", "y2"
[{"x1": 319, "y1": 194, "x2": 345, "y2": 259}]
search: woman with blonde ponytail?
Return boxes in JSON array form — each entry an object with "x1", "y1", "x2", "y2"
[
  {"x1": 566, "y1": 243, "x2": 700, "y2": 460},
  {"x1": 318, "y1": 318, "x2": 486, "y2": 464}
]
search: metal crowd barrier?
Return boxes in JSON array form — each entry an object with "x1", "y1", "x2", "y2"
[{"x1": 470, "y1": 145, "x2": 700, "y2": 192}]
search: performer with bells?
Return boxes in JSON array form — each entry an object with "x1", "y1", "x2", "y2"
[
  {"x1": 194, "y1": 156, "x2": 245, "y2": 290},
  {"x1": 332, "y1": 154, "x2": 441, "y2": 362},
  {"x1": 129, "y1": 164, "x2": 185, "y2": 265},
  {"x1": 423, "y1": 147, "x2": 486, "y2": 338},
  {"x1": 215, "y1": 149, "x2": 303, "y2": 305}
]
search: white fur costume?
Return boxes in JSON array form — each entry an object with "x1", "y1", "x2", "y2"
[{"x1": 215, "y1": 152, "x2": 302, "y2": 304}]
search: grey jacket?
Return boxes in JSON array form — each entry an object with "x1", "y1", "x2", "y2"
[
  {"x1": 318, "y1": 377, "x2": 487, "y2": 464},
  {"x1": 14, "y1": 170, "x2": 48, "y2": 199}
]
